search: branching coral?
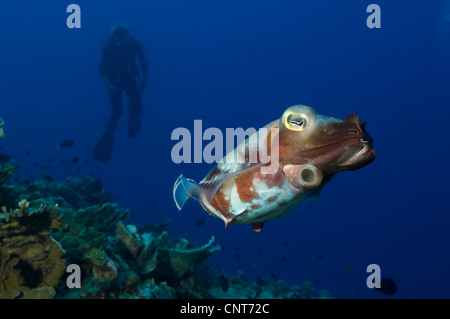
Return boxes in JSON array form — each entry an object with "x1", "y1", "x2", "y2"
[
  {"x1": 116, "y1": 221, "x2": 168, "y2": 275},
  {"x1": 156, "y1": 237, "x2": 221, "y2": 280},
  {"x1": 0, "y1": 200, "x2": 66, "y2": 299}
]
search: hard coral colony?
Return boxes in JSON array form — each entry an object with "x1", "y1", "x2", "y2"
[{"x1": 0, "y1": 115, "x2": 331, "y2": 299}]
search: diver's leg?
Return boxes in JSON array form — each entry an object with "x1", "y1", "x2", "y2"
[
  {"x1": 106, "y1": 90, "x2": 123, "y2": 133},
  {"x1": 124, "y1": 77, "x2": 143, "y2": 138},
  {"x1": 92, "y1": 89, "x2": 123, "y2": 162}
]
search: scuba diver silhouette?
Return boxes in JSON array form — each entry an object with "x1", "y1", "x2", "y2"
[{"x1": 93, "y1": 23, "x2": 148, "y2": 163}]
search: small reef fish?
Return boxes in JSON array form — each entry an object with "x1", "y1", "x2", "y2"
[
  {"x1": 173, "y1": 105, "x2": 375, "y2": 232},
  {"x1": 376, "y1": 278, "x2": 397, "y2": 295},
  {"x1": 195, "y1": 217, "x2": 207, "y2": 226},
  {"x1": 58, "y1": 139, "x2": 75, "y2": 148}
]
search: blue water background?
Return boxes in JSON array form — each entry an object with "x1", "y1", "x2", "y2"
[{"x1": 1, "y1": 0, "x2": 450, "y2": 298}]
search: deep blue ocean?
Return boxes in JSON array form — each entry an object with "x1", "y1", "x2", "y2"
[{"x1": 1, "y1": 0, "x2": 450, "y2": 298}]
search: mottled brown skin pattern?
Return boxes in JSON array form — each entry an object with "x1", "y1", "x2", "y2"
[
  {"x1": 208, "y1": 186, "x2": 230, "y2": 214},
  {"x1": 200, "y1": 165, "x2": 304, "y2": 227},
  {"x1": 235, "y1": 170, "x2": 259, "y2": 203}
]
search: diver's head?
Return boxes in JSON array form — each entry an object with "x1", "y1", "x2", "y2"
[{"x1": 111, "y1": 23, "x2": 129, "y2": 39}]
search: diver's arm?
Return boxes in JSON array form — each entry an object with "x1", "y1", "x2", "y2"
[
  {"x1": 99, "y1": 47, "x2": 118, "y2": 93},
  {"x1": 100, "y1": 73, "x2": 118, "y2": 93}
]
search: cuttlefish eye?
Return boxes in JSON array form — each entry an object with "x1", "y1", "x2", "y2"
[{"x1": 284, "y1": 113, "x2": 307, "y2": 131}]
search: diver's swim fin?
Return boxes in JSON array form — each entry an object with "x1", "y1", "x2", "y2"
[{"x1": 92, "y1": 134, "x2": 113, "y2": 163}]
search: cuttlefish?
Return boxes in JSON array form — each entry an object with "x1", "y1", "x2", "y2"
[{"x1": 173, "y1": 105, "x2": 375, "y2": 232}]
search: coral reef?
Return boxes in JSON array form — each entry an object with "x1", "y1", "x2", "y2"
[
  {"x1": 156, "y1": 236, "x2": 221, "y2": 280},
  {"x1": 139, "y1": 279, "x2": 175, "y2": 299},
  {"x1": 0, "y1": 119, "x2": 15, "y2": 187},
  {"x1": 0, "y1": 200, "x2": 65, "y2": 298},
  {"x1": 0, "y1": 147, "x2": 331, "y2": 299},
  {"x1": 0, "y1": 117, "x2": 4, "y2": 140},
  {"x1": 22, "y1": 176, "x2": 111, "y2": 210},
  {"x1": 208, "y1": 273, "x2": 331, "y2": 299},
  {"x1": 60, "y1": 202, "x2": 130, "y2": 233},
  {"x1": 0, "y1": 165, "x2": 14, "y2": 187}
]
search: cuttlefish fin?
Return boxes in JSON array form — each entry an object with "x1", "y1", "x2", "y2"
[
  {"x1": 224, "y1": 209, "x2": 247, "y2": 229},
  {"x1": 173, "y1": 175, "x2": 202, "y2": 210},
  {"x1": 252, "y1": 222, "x2": 264, "y2": 232},
  {"x1": 201, "y1": 163, "x2": 263, "y2": 203}
]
